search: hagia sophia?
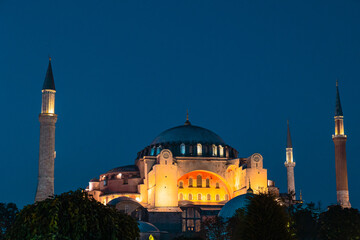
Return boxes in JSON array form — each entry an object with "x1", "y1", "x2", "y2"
[{"x1": 34, "y1": 59, "x2": 351, "y2": 239}]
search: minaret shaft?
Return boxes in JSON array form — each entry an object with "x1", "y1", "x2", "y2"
[
  {"x1": 333, "y1": 82, "x2": 351, "y2": 208},
  {"x1": 284, "y1": 121, "x2": 295, "y2": 200},
  {"x1": 35, "y1": 59, "x2": 57, "y2": 202}
]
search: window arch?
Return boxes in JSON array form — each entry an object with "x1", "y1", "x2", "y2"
[
  {"x1": 216, "y1": 194, "x2": 220, "y2": 201},
  {"x1": 206, "y1": 178, "x2": 210, "y2": 188},
  {"x1": 197, "y1": 175, "x2": 202, "y2": 188},
  {"x1": 189, "y1": 194, "x2": 193, "y2": 201},
  {"x1": 179, "y1": 193, "x2": 184, "y2": 201},
  {"x1": 207, "y1": 194, "x2": 211, "y2": 201},
  {"x1": 225, "y1": 194, "x2": 229, "y2": 201},
  {"x1": 197, "y1": 143, "x2": 202, "y2": 156},
  {"x1": 198, "y1": 194, "x2": 202, "y2": 201},
  {"x1": 156, "y1": 146, "x2": 162, "y2": 155},
  {"x1": 216, "y1": 182, "x2": 220, "y2": 188},
  {"x1": 189, "y1": 178, "x2": 193, "y2": 187},
  {"x1": 180, "y1": 143, "x2": 186, "y2": 155},
  {"x1": 150, "y1": 147, "x2": 155, "y2": 156},
  {"x1": 219, "y1": 145, "x2": 224, "y2": 157},
  {"x1": 212, "y1": 144, "x2": 218, "y2": 156},
  {"x1": 179, "y1": 181, "x2": 184, "y2": 188}
]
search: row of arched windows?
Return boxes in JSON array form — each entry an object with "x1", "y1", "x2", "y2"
[
  {"x1": 179, "y1": 193, "x2": 229, "y2": 201},
  {"x1": 179, "y1": 176, "x2": 220, "y2": 188},
  {"x1": 180, "y1": 143, "x2": 224, "y2": 156}
]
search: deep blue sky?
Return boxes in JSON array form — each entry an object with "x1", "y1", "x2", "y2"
[{"x1": 1, "y1": 0, "x2": 359, "y2": 209}]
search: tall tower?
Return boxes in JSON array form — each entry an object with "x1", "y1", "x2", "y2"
[
  {"x1": 333, "y1": 81, "x2": 351, "y2": 208},
  {"x1": 35, "y1": 58, "x2": 58, "y2": 202},
  {"x1": 284, "y1": 120, "x2": 296, "y2": 200}
]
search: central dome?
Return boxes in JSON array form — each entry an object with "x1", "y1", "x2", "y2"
[{"x1": 151, "y1": 124, "x2": 226, "y2": 145}]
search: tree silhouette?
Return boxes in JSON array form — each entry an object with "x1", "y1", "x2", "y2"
[
  {"x1": 6, "y1": 190, "x2": 139, "y2": 240},
  {"x1": 0, "y1": 203, "x2": 18, "y2": 240}
]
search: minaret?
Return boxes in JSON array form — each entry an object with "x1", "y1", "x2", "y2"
[
  {"x1": 35, "y1": 58, "x2": 58, "y2": 202},
  {"x1": 332, "y1": 81, "x2": 351, "y2": 208},
  {"x1": 284, "y1": 120, "x2": 296, "y2": 200}
]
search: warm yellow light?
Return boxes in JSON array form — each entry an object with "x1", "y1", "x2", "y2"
[{"x1": 136, "y1": 197, "x2": 140, "y2": 202}]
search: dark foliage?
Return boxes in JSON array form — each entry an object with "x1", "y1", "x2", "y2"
[
  {"x1": 318, "y1": 205, "x2": 360, "y2": 240},
  {"x1": 289, "y1": 203, "x2": 319, "y2": 240},
  {"x1": 0, "y1": 203, "x2": 18, "y2": 240},
  {"x1": 241, "y1": 193, "x2": 294, "y2": 240},
  {"x1": 201, "y1": 216, "x2": 228, "y2": 240},
  {"x1": 6, "y1": 190, "x2": 139, "y2": 240},
  {"x1": 227, "y1": 208, "x2": 245, "y2": 240}
]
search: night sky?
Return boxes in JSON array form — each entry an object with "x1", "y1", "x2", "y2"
[{"x1": 1, "y1": 0, "x2": 359, "y2": 209}]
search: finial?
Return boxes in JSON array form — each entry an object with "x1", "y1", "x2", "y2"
[
  {"x1": 336, "y1": 79, "x2": 338, "y2": 87},
  {"x1": 299, "y1": 189, "x2": 302, "y2": 201},
  {"x1": 184, "y1": 109, "x2": 191, "y2": 126}
]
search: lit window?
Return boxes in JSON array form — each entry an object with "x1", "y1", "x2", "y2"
[
  {"x1": 179, "y1": 181, "x2": 184, "y2": 188},
  {"x1": 212, "y1": 144, "x2": 217, "y2": 156},
  {"x1": 206, "y1": 178, "x2": 210, "y2": 188},
  {"x1": 197, "y1": 175, "x2": 202, "y2": 188},
  {"x1": 189, "y1": 178, "x2": 193, "y2": 187},
  {"x1": 103, "y1": 176, "x2": 108, "y2": 186},
  {"x1": 150, "y1": 147, "x2": 155, "y2": 156},
  {"x1": 156, "y1": 146, "x2": 162, "y2": 155},
  {"x1": 216, "y1": 182, "x2": 219, "y2": 188},
  {"x1": 189, "y1": 194, "x2": 193, "y2": 201},
  {"x1": 180, "y1": 143, "x2": 186, "y2": 155},
  {"x1": 207, "y1": 194, "x2": 211, "y2": 201},
  {"x1": 197, "y1": 143, "x2": 202, "y2": 156},
  {"x1": 216, "y1": 194, "x2": 220, "y2": 201},
  {"x1": 198, "y1": 194, "x2": 202, "y2": 200},
  {"x1": 219, "y1": 145, "x2": 224, "y2": 157},
  {"x1": 225, "y1": 194, "x2": 229, "y2": 201},
  {"x1": 179, "y1": 193, "x2": 184, "y2": 201}
]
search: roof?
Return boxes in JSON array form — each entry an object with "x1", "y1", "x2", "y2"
[
  {"x1": 138, "y1": 221, "x2": 160, "y2": 233},
  {"x1": 107, "y1": 196, "x2": 141, "y2": 206},
  {"x1": 287, "y1": 120, "x2": 292, "y2": 148},
  {"x1": 89, "y1": 178, "x2": 99, "y2": 182},
  {"x1": 151, "y1": 124, "x2": 226, "y2": 145},
  {"x1": 218, "y1": 193, "x2": 252, "y2": 219},
  {"x1": 106, "y1": 165, "x2": 139, "y2": 173},
  {"x1": 42, "y1": 58, "x2": 56, "y2": 90},
  {"x1": 335, "y1": 81, "x2": 343, "y2": 116}
]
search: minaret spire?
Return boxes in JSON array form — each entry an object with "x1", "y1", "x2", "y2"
[
  {"x1": 35, "y1": 58, "x2": 58, "y2": 202},
  {"x1": 333, "y1": 80, "x2": 351, "y2": 208},
  {"x1": 284, "y1": 120, "x2": 296, "y2": 201}
]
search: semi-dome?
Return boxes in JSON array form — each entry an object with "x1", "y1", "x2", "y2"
[{"x1": 151, "y1": 124, "x2": 226, "y2": 145}]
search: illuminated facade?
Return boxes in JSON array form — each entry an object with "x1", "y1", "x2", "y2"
[{"x1": 86, "y1": 117, "x2": 272, "y2": 237}]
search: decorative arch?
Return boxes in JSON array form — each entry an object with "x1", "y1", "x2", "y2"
[{"x1": 177, "y1": 170, "x2": 233, "y2": 203}]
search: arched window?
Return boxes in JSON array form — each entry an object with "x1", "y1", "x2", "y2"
[
  {"x1": 180, "y1": 143, "x2": 186, "y2": 155},
  {"x1": 197, "y1": 143, "x2": 202, "y2": 156},
  {"x1": 103, "y1": 176, "x2": 108, "y2": 186},
  {"x1": 198, "y1": 194, "x2": 202, "y2": 200},
  {"x1": 216, "y1": 182, "x2": 220, "y2": 188},
  {"x1": 219, "y1": 145, "x2": 224, "y2": 157},
  {"x1": 216, "y1": 194, "x2": 220, "y2": 201},
  {"x1": 212, "y1": 144, "x2": 217, "y2": 156},
  {"x1": 156, "y1": 146, "x2": 162, "y2": 155},
  {"x1": 189, "y1": 194, "x2": 193, "y2": 201},
  {"x1": 207, "y1": 194, "x2": 211, "y2": 201},
  {"x1": 189, "y1": 178, "x2": 193, "y2": 187},
  {"x1": 179, "y1": 181, "x2": 184, "y2": 188},
  {"x1": 150, "y1": 147, "x2": 155, "y2": 156},
  {"x1": 206, "y1": 178, "x2": 210, "y2": 188},
  {"x1": 179, "y1": 193, "x2": 184, "y2": 201},
  {"x1": 197, "y1": 175, "x2": 202, "y2": 188},
  {"x1": 225, "y1": 194, "x2": 229, "y2": 201}
]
